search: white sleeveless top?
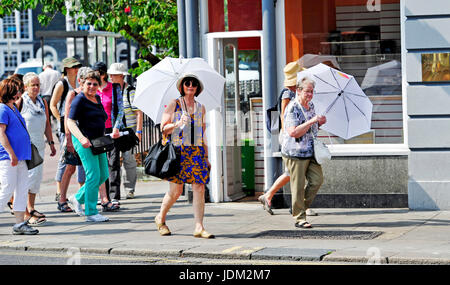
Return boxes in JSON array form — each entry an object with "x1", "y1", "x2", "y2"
[{"x1": 20, "y1": 93, "x2": 47, "y2": 152}]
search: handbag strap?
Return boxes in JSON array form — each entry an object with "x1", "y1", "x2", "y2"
[
  {"x1": 298, "y1": 102, "x2": 333, "y2": 145},
  {"x1": 178, "y1": 97, "x2": 195, "y2": 145},
  {"x1": 298, "y1": 103, "x2": 317, "y2": 138}
]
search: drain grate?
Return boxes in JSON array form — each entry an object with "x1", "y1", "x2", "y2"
[{"x1": 254, "y1": 230, "x2": 383, "y2": 240}]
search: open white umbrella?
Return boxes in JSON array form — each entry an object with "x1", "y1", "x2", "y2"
[
  {"x1": 361, "y1": 60, "x2": 402, "y2": 95},
  {"x1": 133, "y1": 57, "x2": 225, "y2": 124},
  {"x1": 297, "y1": 63, "x2": 373, "y2": 140}
]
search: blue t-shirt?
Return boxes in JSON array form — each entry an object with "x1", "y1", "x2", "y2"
[
  {"x1": 0, "y1": 104, "x2": 31, "y2": 161},
  {"x1": 69, "y1": 93, "x2": 107, "y2": 140}
]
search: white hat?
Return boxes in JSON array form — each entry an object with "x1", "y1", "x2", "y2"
[
  {"x1": 176, "y1": 73, "x2": 204, "y2": 96},
  {"x1": 107, "y1": 63, "x2": 129, "y2": 75}
]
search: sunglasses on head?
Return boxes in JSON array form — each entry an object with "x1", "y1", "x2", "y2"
[{"x1": 183, "y1": 79, "x2": 199, "y2": 88}]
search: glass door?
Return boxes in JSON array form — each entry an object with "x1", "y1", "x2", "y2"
[{"x1": 221, "y1": 38, "x2": 245, "y2": 201}]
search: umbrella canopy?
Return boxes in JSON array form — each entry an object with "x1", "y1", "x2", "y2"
[
  {"x1": 297, "y1": 63, "x2": 373, "y2": 140},
  {"x1": 298, "y1": 53, "x2": 341, "y2": 70},
  {"x1": 133, "y1": 57, "x2": 225, "y2": 124},
  {"x1": 361, "y1": 60, "x2": 402, "y2": 95}
]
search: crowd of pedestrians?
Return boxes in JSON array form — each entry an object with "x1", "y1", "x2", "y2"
[
  {"x1": 0, "y1": 57, "x2": 326, "y2": 237},
  {"x1": 0, "y1": 58, "x2": 143, "y2": 234}
]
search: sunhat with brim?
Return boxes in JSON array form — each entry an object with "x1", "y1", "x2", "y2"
[
  {"x1": 62, "y1": 57, "x2": 82, "y2": 71},
  {"x1": 283, "y1": 61, "x2": 304, "y2": 87},
  {"x1": 107, "y1": 63, "x2": 130, "y2": 75},
  {"x1": 176, "y1": 73, "x2": 204, "y2": 95}
]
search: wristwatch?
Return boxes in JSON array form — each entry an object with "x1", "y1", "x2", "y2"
[
  {"x1": 48, "y1": 141, "x2": 55, "y2": 145},
  {"x1": 136, "y1": 130, "x2": 142, "y2": 134}
]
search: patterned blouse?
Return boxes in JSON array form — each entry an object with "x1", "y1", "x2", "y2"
[{"x1": 281, "y1": 99, "x2": 318, "y2": 158}]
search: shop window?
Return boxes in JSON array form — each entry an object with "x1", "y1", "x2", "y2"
[{"x1": 285, "y1": 0, "x2": 403, "y2": 144}]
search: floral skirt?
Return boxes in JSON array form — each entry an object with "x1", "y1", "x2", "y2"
[{"x1": 166, "y1": 145, "x2": 210, "y2": 185}]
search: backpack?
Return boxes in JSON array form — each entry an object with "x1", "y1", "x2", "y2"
[
  {"x1": 49, "y1": 78, "x2": 69, "y2": 116},
  {"x1": 266, "y1": 88, "x2": 291, "y2": 133},
  {"x1": 124, "y1": 84, "x2": 136, "y2": 107}
]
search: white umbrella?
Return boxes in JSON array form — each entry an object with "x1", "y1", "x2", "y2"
[
  {"x1": 361, "y1": 60, "x2": 402, "y2": 95},
  {"x1": 297, "y1": 63, "x2": 373, "y2": 140},
  {"x1": 133, "y1": 57, "x2": 225, "y2": 124}
]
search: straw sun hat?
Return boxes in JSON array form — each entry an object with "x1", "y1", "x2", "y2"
[
  {"x1": 283, "y1": 61, "x2": 304, "y2": 87},
  {"x1": 176, "y1": 73, "x2": 204, "y2": 96}
]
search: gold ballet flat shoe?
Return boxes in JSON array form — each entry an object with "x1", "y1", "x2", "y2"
[
  {"x1": 193, "y1": 229, "x2": 215, "y2": 239},
  {"x1": 155, "y1": 216, "x2": 171, "y2": 236}
]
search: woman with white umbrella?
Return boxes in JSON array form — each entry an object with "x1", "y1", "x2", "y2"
[
  {"x1": 281, "y1": 76, "x2": 326, "y2": 229},
  {"x1": 154, "y1": 73, "x2": 214, "y2": 239}
]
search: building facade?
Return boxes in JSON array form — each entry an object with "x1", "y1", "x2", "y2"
[
  {"x1": 0, "y1": 5, "x2": 67, "y2": 78},
  {"x1": 179, "y1": 0, "x2": 450, "y2": 210}
]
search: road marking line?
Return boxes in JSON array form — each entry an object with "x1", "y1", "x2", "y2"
[
  {"x1": 241, "y1": 247, "x2": 264, "y2": 254},
  {"x1": 222, "y1": 246, "x2": 242, "y2": 253},
  {"x1": 0, "y1": 240, "x2": 26, "y2": 246}
]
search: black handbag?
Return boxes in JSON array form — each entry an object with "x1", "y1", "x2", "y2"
[
  {"x1": 63, "y1": 147, "x2": 82, "y2": 165},
  {"x1": 90, "y1": 135, "x2": 115, "y2": 155},
  {"x1": 114, "y1": 128, "x2": 140, "y2": 152},
  {"x1": 26, "y1": 143, "x2": 44, "y2": 170},
  {"x1": 144, "y1": 138, "x2": 180, "y2": 179}
]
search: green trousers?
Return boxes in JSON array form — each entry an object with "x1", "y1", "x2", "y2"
[
  {"x1": 72, "y1": 135, "x2": 109, "y2": 216},
  {"x1": 283, "y1": 156, "x2": 323, "y2": 223}
]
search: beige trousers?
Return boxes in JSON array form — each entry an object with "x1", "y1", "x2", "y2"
[{"x1": 283, "y1": 156, "x2": 323, "y2": 223}]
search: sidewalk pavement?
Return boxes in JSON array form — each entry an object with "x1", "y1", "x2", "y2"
[
  {"x1": 1, "y1": 143, "x2": 450, "y2": 264},
  {"x1": 1, "y1": 178, "x2": 450, "y2": 264}
]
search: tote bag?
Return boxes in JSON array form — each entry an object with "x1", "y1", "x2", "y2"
[{"x1": 144, "y1": 138, "x2": 180, "y2": 179}]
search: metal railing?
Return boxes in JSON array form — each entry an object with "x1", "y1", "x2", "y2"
[{"x1": 132, "y1": 114, "x2": 161, "y2": 166}]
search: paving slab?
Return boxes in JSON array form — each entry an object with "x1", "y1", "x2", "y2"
[{"x1": 252, "y1": 247, "x2": 335, "y2": 261}]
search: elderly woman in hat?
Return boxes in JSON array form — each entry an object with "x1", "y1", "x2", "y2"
[
  {"x1": 108, "y1": 63, "x2": 143, "y2": 200},
  {"x1": 257, "y1": 61, "x2": 319, "y2": 217},
  {"x1": 92, "y1": 62, "x2": 123, "y2": 207},
  {"x1": 50, "y1": 57, "x2": 86, "y2": 205},
  {"x1": 155, "y1": 73, "x2": 213, "y2": 239},
  {"x1": 282, "y1": 76, "x2": 326, "y2": 229}
]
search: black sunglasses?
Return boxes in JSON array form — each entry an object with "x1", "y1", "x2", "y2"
[{"x1": 183, "y1": 79, "x2": 199, "y2": 88}]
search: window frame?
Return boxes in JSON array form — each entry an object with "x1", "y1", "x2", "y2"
[{"x1": 0, "y1": 9, "x2": 33, "y2": 41}]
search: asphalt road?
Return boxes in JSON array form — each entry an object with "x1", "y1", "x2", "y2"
[{"x1": 0, "y1": 248, "x2": 345, "y2": 265}]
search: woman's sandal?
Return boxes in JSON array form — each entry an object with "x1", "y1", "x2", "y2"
[
  {"x1": 26, "y1": 216, "x2": 47, "y2": 226},
  {"x1": 101, "y1": 202, "x2": 120, "y2": 212},
  {"x1": 257, "y1": 195, "x2": 273, "y2": 215},
  {"x1": 295, "y1": 221, "x2": 313, "y2": 229},
  {"x1": 193, "y1": 229, "x2": 215, "y2": 239},
  {"x1": 154, "y1": 216, "x2": 171, "y2": 236},
  {"x1": 57, "y1": 201, "x2": 73, "y2": 213},
  {"x1": 7, "y1": 202, "x2": 14, "y2": 215},
  {"x1": 30, "y1": 209, "x2": 46, "y2": 219}
]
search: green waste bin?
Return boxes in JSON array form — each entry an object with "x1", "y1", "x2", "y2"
[{"x1": 241, "y1": 139, "x2": 255, "y2": 196}]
